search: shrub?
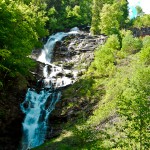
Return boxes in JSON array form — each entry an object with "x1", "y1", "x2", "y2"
[
  {"x1": 89, "y1": 35, "x2": 120, "y2": 76},
  {"x1": 142, "y1": 35, "x2": 150, "y2": 48},
  {"x1": 121, "y1": 31, "x2": 142, "y2": 54},
  {"x1": 139, "y1": 47, "x2": 150, "y2": 65}
]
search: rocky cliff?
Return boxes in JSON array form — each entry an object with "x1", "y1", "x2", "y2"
[{"x1": 39, "y1": 31, "x2": 107, "y2": 140}]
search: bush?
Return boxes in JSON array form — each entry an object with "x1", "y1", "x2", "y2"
[
  {"x1": 121, "y1": 31, "x2": 142, "y2": 54},
  {"x1": 133, "y1": 14, "x2": 150, "y2": 28},
  {"x1": 117, "y1": 65, "x2": 150, "y2": 149},
  {"x1": 105, "y1": 34, "x2": 120, "y2": 50},
  {"x1": 89, "y1": 35, "x2": 120, "y2": 77},
  {"x1": 142, "y1": 35, "x2": 150, "y2": 48},
  {"x1": 138, "y1": 36, "x2": 150, "y2": 65},
  {"x1": 139, "y1": 47, "x2": 150, "y2": 65}
]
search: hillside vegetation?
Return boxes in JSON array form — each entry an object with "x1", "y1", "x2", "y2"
[
  {"x1": 34, "y1": 31, "x2": 150, "y2": 150},
  {"x1": 33, "y1": 0, "x2": 149, "y2": 150}
]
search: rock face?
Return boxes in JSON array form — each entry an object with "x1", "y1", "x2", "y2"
[
  {"x1": 31, "y1": 31, "x2": 106, "y2": 82},
  {"x1": 130, "y1": 27, "x2": 150, "y2": 37},
  {"x1": 40, "y1": 31, "x2": 107, "y2": 139},
  {"x1": 52, "y1": 32, "x2": 106, "y2": 73},
  {"x1": 0, "y1": 84, "x2": 26, "y2": 150}
]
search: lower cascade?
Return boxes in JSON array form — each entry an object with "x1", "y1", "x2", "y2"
[
  {"x1": 20, "y1": 89, "x2": 61, "y2": 149},
  {"x1": 20, "y1": 28, "x2": 79, "y2": 149}
]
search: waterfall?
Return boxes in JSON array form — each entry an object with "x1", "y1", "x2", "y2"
[{"x1": 20, "y1": 28, "x2": 79, "y2": 150}]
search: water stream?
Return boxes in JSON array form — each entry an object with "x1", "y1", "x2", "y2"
[{"x1": 20, "y1": 28, "x2": 79, "y2": 149}]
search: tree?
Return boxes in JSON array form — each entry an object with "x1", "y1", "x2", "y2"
[
  {"x1": 99, "y1": 0, "x2": 128, "y2": 35},
  {"x1": 136, "y1": 5, "x2": 144, "y2": 17},
  {"x1": 121, "y1": 31, "x2": 142, "y2": 54},
  {"x1": 133, "y1": 14, "x2": 150, "y2": 28},
  {"x1": 90, "y1": 0, "x2": 102, "y2": 35},
  {"x1": 90, "y1": 0, "x2": 114, "y2": 35},
  {"x1": 46, "y1": 0, "x2": 92, "y2": 32},
  {"x1": 139, "y1": 36, "x2": 150, "y2": 65},
  {"x1": 90, "y1": 35, "x2": 119, "y2": 76},
  {"x1": 118, "y1": 64, "x2": 150, "y2": 149},
  {"x1": 0, "y1": 0, "x2": 48, "y2": 88}
]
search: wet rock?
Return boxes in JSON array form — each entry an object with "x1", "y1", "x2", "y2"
[
  {"x1": 31, "y1": 49, "x2": 42, "y2": 60},
  {"x1": 60, "y1": 46, "x2": 68, "y2": 51},
  {"x1": 65, "y1": 73, "x2": 74, "y2": 78},
  {"x1": 47, "y1": 65, "x2": 52, "y2": 74},
  {"x1": 130, "y1": 27, "x2": 150, "y2": 37},
  {"x1": 34, "y1": 62, "x2": 46, "y2": 79},
  {"x1": 62, "y1": 61, "x2": 74, "y2": 68},
  {"x1": 23, "y1": 101, "x2": 29, "y2": 109},
  {"x1": 55, "y1": 41, "x2": 61, "y2": 46},
  {"x1": 56, "y1": 72, "x2": 64, "y2": 77}
]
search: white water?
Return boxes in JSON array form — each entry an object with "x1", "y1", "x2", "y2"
[
  {"x1": 38, "y1": 29, "x2": 79, "y2": 64},
  {"x1": 20, "y1": 28, "x2": 79, "y2": 149}
]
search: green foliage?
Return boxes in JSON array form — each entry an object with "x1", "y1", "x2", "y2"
[
  {"x1": 142, "y1": 35, "x2": 150, "y2": 48},
  {"x1": 117, "y1": 64, "x2": 150, "y2": 149},
  {"x1": 136, "y1": 5, "x2": 144, "y2": 17},
  {"x1": 65, "y1": 5, "x2": 82, "y2": 27},
  {"x1": 100, "y1": 3, "x2": 120, "y2": 35},
  {"x1": 121, "y1": 30, "x2": 142, "y2": 54},
  {"x1": 47, "y1": 7, "x2": 58, "y2": 31},
  {"x1": 46, "y1": 0, "x2": 92, "y2": 32},
  {"x1": 90, "y1": 35, "x2": 119, "y2": 76},
  {"x1": 104, "y1": 34, "x2": 120, "y2": 50},
  {"x1": 139, "y1": 36, "x2": 150, "y2": 65},
  {"x1": 90, "y1": 0, "x2": 114, "y2": 35},
  {"x1": 90, "y1": 0, "x2": 102, "y2": 35},
  {"x1": 118, "y1": 0, "x2": 129, "y2": 24},
  {"x1": 91, "y1": 0, "x2": 128, "y2": 35},
  {"x1": 71, "y1": 125, "x2": 99, "y2": 149},
  {"x1": 100, "y1": 0, "x2": 128, "y2": 35},
  {"x1": 0, "y1": 0, "x2": 48, "y2": 87},
  {"x1": 133, "y1": 14, "x2": 150, "y2": 28},
  {"x1": 89, "y1": 43, "x2": 150, "y2": 149},
  {"x1": 0, "y1": 49, "x2": 11, "y2": 74}
]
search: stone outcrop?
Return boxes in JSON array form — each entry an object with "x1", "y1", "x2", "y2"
[
  {"x1": 0, "y1": 81, "x2": 27, "y2": 150},
  {"x1": 42, "y1": 31, "x2": 107, "y2": 139},
  {"x1": 31, "y1": 30, "x2": 107, "y2": 90},
  {"x1": 130, "y1": 27, "x2": 150, "y2": 37},
  {"x1": 53, "y1": 32, "x2": 106, "y2": 72}
]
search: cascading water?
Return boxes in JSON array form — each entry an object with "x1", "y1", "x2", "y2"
[{"x1": 20, "y1": 28, "x2": 79, "y2": 150}]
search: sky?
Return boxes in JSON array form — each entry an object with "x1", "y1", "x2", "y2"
[{"x1": 128, "y1": 0, "x2": 150, "y2": 18}]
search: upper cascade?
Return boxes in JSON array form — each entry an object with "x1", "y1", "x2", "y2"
[
  {"x1": 31, "y1": 27, "x2": 106, "y2": 89},
  {"x1": 36, "y1": 27, "x2": 80, "y2": 89},
  {"x1": 37, "y1": 28, "x2": 79, "y2": 65}
]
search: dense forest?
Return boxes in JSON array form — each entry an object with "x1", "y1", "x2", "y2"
[
  {"x1": 0, "y1": 0, "x2": 93, "y2": 89},
  {"x1": 0, "y1": 0, "x2": 150, "y2": 149}
]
